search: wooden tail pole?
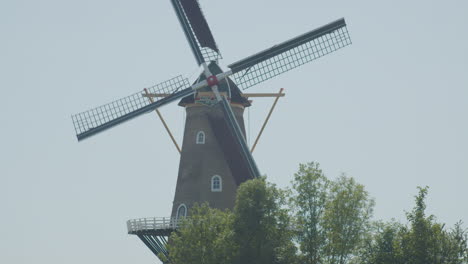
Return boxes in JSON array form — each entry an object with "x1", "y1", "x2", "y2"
[
  {"x1": 144, "y1": 89, "x2": 182, "y2": 154},
  {"x1": 251, "y1": 88, "x2": 284, "y2": 153}
]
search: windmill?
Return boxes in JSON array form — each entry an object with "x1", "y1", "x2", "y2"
[{"x1": 71, "y1": 0, "x2": 351, "y2": 262}]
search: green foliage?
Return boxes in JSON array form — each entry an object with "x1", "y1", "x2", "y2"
[
  {"x1": 357, "y1": 187, "x2": 468, "y2": 264},
  {"x1": 167, "y1": 203, "x2": 235, "y2": 264},
  {"x1": 290, "y1": 163, "x2": 375, "y2": 264},
  {"x1": 449, "y1": 221, "x2": 468, "y2": 263},
  {"x1": 355, "y1": 221, "x2": 406, "y2": 264},
  {"x1": 232, "y1": 177, "x2": 297, "y2": 264},
  {"x1": 406, "y1": 186, "x2": 432, "y2": 264},
  {"x1": 165, "y1": 163, "x2": 467, "y2": 264},
  {"x1": 167, "y1": 178, "x2": 297, "y2": 264},
  {"x1": 290, "y1": 162, "x2": 329, "y2": 264},
  {"x1": 322, "y1": 174, "x2": 375, "y2": 264}
]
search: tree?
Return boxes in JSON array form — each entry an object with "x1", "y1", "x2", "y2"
[
  {"x1": 407, "y1": 188, "x2": 468, "y2": 264},
  {"x1": 355, "y1": 221, "x2": 406, "y2": 264},
  {"x1": 322, "y1": 174, "x2": 375, "y2": 264},
  {"x1": 232, "y1": 177, "x2": 297, "y2": 264},
  {"x1": 290, "y1": 162, "x2": 329, "y2": 264},
  {"x1": 447, "y1": 221, "x2": 468, "y2": 264},
  {"x1": 406, "y1": 186, "x2": 432, "y2": 264},
  {"x1": 166, "y1": 203, "x2": 235, "y2": 264},
  {"x1": 357, "y1": 187, "x2": 468, "y2": 264}
]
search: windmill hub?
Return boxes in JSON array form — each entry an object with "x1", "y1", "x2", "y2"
[{"x1": 206, "y1": 75, "x2": 219, "y2": 87}]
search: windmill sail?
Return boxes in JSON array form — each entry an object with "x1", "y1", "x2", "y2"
[
  {"x1": 171, "y1": 0, "x2": 221, "y2": 65},
  {"x1": 228, "y1": 18, "x2": 351, "y2": 90},
  {"x1": 72, "y1": 76, "x2": 192, "y2": 141},
  {"x1": 209, "y1": 97, "x2": 261, "y2": 182}
]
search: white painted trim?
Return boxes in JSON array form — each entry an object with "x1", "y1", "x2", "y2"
[
  {"x1": 176, "y1": 204, "x2": 187, "y2": 220},
  {"x1": 196, "y1": 131, "x2": 205, "y2": 144},
  {"x1": 211, "y1": 175, "x2": 222, "y2": 192}
]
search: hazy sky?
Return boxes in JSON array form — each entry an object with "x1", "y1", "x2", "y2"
[{"x1": 1, "y1": 0, "x2": 467, "y2": 263}]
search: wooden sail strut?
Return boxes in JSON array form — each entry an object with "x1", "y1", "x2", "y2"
[
  {"x1": 251, "y1": 88, "x2": 284, "y2": 153},
  {"x1": 143, "y1": 89, "x2": 285, "y2": 154},
  {"x1": 144, "y1": 88, "x2": 182, "y2": 154},
  {"x1": 143, "y1": 93, "x2": 285, "y2": 98}
]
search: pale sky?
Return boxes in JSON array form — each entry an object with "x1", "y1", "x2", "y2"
[{"x1": 1, "y1": 0, "x2": 467, "y2": 263}]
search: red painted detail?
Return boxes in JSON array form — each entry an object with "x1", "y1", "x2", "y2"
[{"x1": 207, "y1": 75, "x2": 219, "y2": 87}]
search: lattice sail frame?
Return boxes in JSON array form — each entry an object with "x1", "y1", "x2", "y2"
[
  {"x1": 72, "y1": 76, "x2": 190, "y2": 137},
  {"x1": 71, "y1": 18, "x2": 352, "y2": 142},
  {"x1": 229, "y1": 19, "x2": 351, "y2": 90},
  {"x1": 177, "y1": 0, "x2": 222, "y2": 63}
]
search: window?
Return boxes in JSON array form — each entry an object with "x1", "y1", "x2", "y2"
[
  {"x1": 196, "y1": 131, "x2": 205, "y2": 144},
  {"x1": 176, "y1": 204, "x2": 187, "y2": 221},
  {"x1": 211, "y1": 175, "x2": 222, "y2": 192}
]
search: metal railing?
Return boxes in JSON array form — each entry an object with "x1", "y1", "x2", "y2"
[{"x1": 127, "y1": 217, "x2": 183, "y2": 233}]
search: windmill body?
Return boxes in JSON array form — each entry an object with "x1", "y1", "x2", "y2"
[
  {"x1": 71, "y1": 0, "x2": 352, "y2": 262},
  {"x1": 171, "y1": 100, "x2": 246, "y2": 217},
  {"x1": 171, "y1": 63, "x2": 251, "y2": 219}
]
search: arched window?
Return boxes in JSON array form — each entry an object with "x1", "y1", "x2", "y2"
[
  {"x1": 176, "y1": 204, "x2": 187, "y2": 221},
  {"x1": 196, "y1": 131, "x2": 205, "y2": 144},
  {"x1": 211, "y1": 175, "x2": 222, "y2": 192}
]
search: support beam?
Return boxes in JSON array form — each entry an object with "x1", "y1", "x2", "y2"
[
  {"x1": 251, "y1": 88, "x2": 284, "y2": 153},
  {"x1": 242, "y1": 93, "x2": 285, "y2": 98},
  {"x1": 144, "y1": 89, "x2": 182, "y2": 154},
  {"x1": 143, "y1": 92, "x2": 285, "y2": 98}
]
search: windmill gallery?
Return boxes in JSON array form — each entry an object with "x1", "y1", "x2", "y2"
[{"x1": 71, "y1": 0, "x2": 351, "y2": 262}]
